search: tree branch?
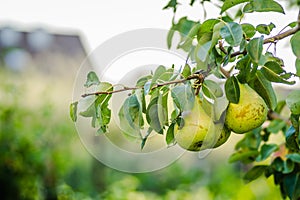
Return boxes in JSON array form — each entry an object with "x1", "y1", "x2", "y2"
[
  {"x1": 220, "y1": 66, "x2": 230, "y2": 78},
  {"x1": 81, "y1": 86, "x2": 139, "y2": 97},
  {"x1": 81, "y1": 73, "x2": 205, "y2": 98},
  {"x1": 83, "y1": 10, "x2": 300, "y2": 98},
  {"x1": 219, "y1": 41, "x2": 228, "y2": 54},
  {"x1": 230, "y1": 50, "x2": 246, "y2": 58},
  {"x1": 231, "y1": 9, "x2": 300, "y2": 58},
  {"x1": 263, "y1": 26, "x2": 300, "y2": 44}
]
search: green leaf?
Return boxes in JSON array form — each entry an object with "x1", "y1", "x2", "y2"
[
  {"x1": 290, "y1": 114, "x2": 300, "y2": 137},
  {"x1": 247, "y1": 36, "x2": 263, "y2": 64},
  {"x1": 225, "y1": 76, "x2": 240, "y2": 104},
  {"x1": 135, "y1": 89, "x2": 146, "y2": 113},
  {"x1": 256, "y1": 23, "x2": 276, "y2": 35},
  {"x1": 264, "y1": 166, "x2": 274, "y2": 178},
  {"x1": 243, "y1": 0, "x2": 285, "y2": 14},
  {"x1": 261, "y1": 129, "x2": 272, "y2": 142},
  {"x1": 222, "y1": 46, "x2": 234, "y2": 66},
  {"x1": 274, "y1": 100, "x2": 286, "y2": 114},
  {"x1": 171, "y1": 84, "x2": 195, "y2": 112},
  {"x1": 79, "y1": 82, "x2": 113, "y2": 132},
  {"x1": 260, "y1": 62, "x2": 295, "y2": 85},
  {"x1": 197, "y1": 19, "x2": 219, "y2": 39},
  {"x1": 266, "y1": 119, "x2": 287, "y2": 133},
  {"x1": 202, "y1": 80, "x2": 223, "y2": 99},
  {"x1": 285, "y1": 126, "x2": 300, "y2": 152},
  {"x1": 272, "y1": 157, "x2": 284, "y2": 172},
  {"x1": 282, "y1": 173, "x2": 300, "y2": 200},
  {"x1": 84, "y1": 71, "x2": 100, "y2": 88},
  {"x1": 287, "y1": 21, "x2": 298, "y2": 28},
  {"x1": 167, "y1": 28, "x2": 175, "y2": 49},
  {"x1": 141, "y1": 128, "x2": 152, "y2": 149},
  {"x1": 119, "y1": 94, "x2": 143, "y2": 138},
  {"x1": 190, "y1": 0, "x2": 196, "y2": 5},
  {"x1": 80, "y1": 97, "x2": 111, "y2": 133},
  {"x1": 157, "y1": 68, "x2": 176, "y2": 84},
  {"x1": 146, "y1": 91, "x2": 168, "y2": 134},
  {"x1": 163, "y1": 0, "x2": 179, "y2": 12},
  {"x1": 98, "y1": 81, "x2": 114, "y2": 93},
  {"x1": 243, "y1": 165, "x2": 268, "y2": 183},
  {"x1": 288, "y1": 21, "x2": 298, "y2": 28},
  {"x1": 92, "y1": 83, "x2": 113, "y2": 107},
  {"x1": 221, "y1": 15, "x2": 234, "y2": 22},
  {"x1": 151, "y1": 65, "x2": 167, "y2": 85},
  {"x1": 295, "y1": 59, "x2": 300, "y2": 77},
  {"x1": 221, "y1": 0, "x2": 250, "y2": 14},
  {"x1": 235, "y1": 128, "x2": 262, "y2": 150},
  {"x1": 136, "y1": 75, "x2": 152, "y2": 87},
  {"x1": 239, "y1": 38, "x2": 247, "y2": 52},
  {"x1": 168, "y1": 17, "x2": 197, "y2": 49},
  {"x1": 195, "y1": 32, "x2": 213, "y2": 62},
  {"x1": 286, "y1": 153, "x2": 300, "y2": 163},
  {"x1": 241, "y1": 23, "x2": 256, "y2": 38},
  {"x1": 236, "y1": 55, "x2": 252, "y2": 83},
  {"x1": 96, "y1": 95, "x2": 112, "y2": 134},
  {"x1": 214, "y1": 96, "x2": 229, "y2": 121},
  {"x1": 259, "y1": 52, "x2": 284, "y2": 66},
  {"x1": 181, "y1": 64, "x2": 191, "y2": 79},
  {"x1": 70, "y1": 102, "x2": 78, "y2": 122},
  {"x1": 291, "y1": 30, "x2": 300, "y2": 58},
  {"x1": 257, "y1": 144, "x2": 279, "y2": 161},
  {"x1": 211, "y1": 22, "x2": 226, "y2": 47},
  {"x1": 286, "y1": 90, "x2": 300, "y2": 115},
  {"x1": 177, "y1": 17, "x2": 197, "y2": 37},
  {"x1": 179, "y1": 23, "x2": 201, "y2": 50},
  {"x1": 144, "y1": 81, "x2": 152, "y2": 95},
  {"x1": 252, "y1": 71, "x2": 277, "y2": 110},
  {"x1": 166, "y1": 122, "x2": 175, "y2": 145},
  {"x1": 220, "y1": 22, "x2": 243, "y2": 47},
  {"x1": 264, "y1": 61, "x2": 284, "y2": 73},
  {"x1": 283, "y1": 159, "x2": 295, "y2": 174},
  {"x1": 79, "y1": 98, "x2": 96, "y2": 119},
  {"x1": 229, "y1": 150, "x2": 259, "y2": 163}
]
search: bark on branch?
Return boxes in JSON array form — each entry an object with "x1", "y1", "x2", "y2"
[
  {"x1": 81, "y1": 73, "x2": 206, "y2": 97},
  {"x1": 231, "y1": 9, "x2": 300, "y2": 58}
]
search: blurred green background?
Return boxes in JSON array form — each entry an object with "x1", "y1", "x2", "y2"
[
  {"x1": 1, "y1": 0, "x2": 298, "y2": 198},
  {"x1": 0, "y1": 63, "x2": 282, "y2": 200}
]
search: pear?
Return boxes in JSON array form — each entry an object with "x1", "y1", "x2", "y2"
[
  {"x1": 174, "y1": 97, "x2": 231, "y2": 151},
  {"x1": 225, "y1": 82, "x2": 268, "y2": 134}
]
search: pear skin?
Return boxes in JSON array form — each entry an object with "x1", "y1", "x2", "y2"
[
  {"x1": 225, "y1": 83, "x2": 268, "y2": 134},
  {"x1": 174, "y1": 97, "x2": 230, "y2": 151}
]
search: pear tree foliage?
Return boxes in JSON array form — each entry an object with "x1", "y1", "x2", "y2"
[{"x1": 71, "y1": 0, "x2": 300, "y2": 199}]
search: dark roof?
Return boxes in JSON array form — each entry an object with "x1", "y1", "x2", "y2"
[{"x1": 0, "y1": 26, "x2": 90, "y2": 73}]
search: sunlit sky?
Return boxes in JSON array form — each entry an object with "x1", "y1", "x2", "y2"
[
  {"x1": 0, "y1": 0, "x2": 174, "y2": 51},
  {"x1": 0, "y1": 0, "x2": 299, "y2": 84}
]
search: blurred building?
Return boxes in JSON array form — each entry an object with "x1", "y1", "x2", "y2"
[{"x1": 0, "y1": 26, "x2": 89, "y2": 74}]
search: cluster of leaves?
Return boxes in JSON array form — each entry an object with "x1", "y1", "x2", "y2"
[
  {"x1": 70, "y1": 0, "x2": 300, "y2": 199},
  {"x1": 162, "y1": 0, "x2": 300, "y2": 199},
  {"x1": 71, "y1": 67, "x2": 202, "y2": 149},
  {"x1": 70, "y1": 72, "x2": 113, "y2": 134}
]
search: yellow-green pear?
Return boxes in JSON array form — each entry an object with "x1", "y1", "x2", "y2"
[
  {"x1": 174, "y1": 97, "x2": 231, "y2": 151},
  {"x1": 225, "y1": 82, "x2": 268, "y2": 134}
]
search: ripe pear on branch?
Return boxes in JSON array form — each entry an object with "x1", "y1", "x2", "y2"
[
  {"x1": 225, "y1": 82, "x2": 268, "y2": 134},
  {"x1": 174, "y1": 96, "x2": 231, "y2": 151}
]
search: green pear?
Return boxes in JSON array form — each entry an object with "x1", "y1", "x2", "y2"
[
  {"x1": 225, "y1": 82, "x2": 268, "y2": 134},
  {"x1": 174, "y1": 97, "x2": 231, "y2": 151}
]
